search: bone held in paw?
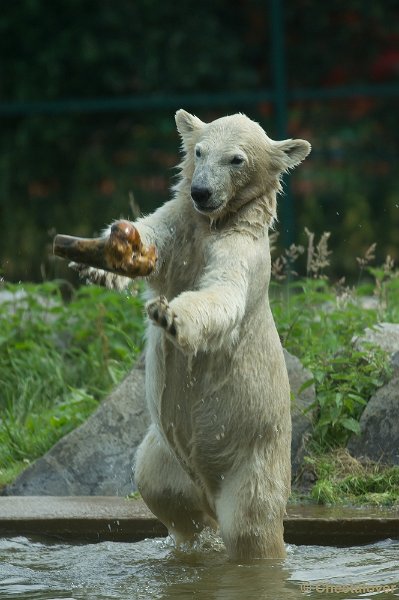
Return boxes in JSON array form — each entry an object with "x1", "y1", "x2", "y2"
[{"x1": 53, "y1": 220, "x2": 157, "y2": 278}]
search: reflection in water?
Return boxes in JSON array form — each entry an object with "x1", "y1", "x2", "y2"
[{"x1": 0, "y1": 531, "x2": 398, "y2": 600}]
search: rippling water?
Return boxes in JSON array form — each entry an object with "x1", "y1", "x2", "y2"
[{"x1": 0, "y1": 533, "x2": 398, "y2": 600}]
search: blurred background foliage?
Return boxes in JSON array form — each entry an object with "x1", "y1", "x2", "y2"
[{"x1": 1, "y1": 0, "x2": 399, "y2": 282}]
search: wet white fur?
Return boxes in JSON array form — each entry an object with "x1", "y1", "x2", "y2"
[{"x1": 80, "y1": 110, "x2": 311, "y2": 559}]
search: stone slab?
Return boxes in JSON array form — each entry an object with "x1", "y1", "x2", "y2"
[{"x1": 0, "y1": 497, "x2": 398, "y2": 547}]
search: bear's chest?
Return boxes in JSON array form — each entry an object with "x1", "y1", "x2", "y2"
[{"x1": 162, "y1": 226, "x2": 207, "y2": 297}]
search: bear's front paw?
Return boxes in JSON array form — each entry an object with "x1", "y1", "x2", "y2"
[{"x1": 146, "y1": 296, "x2": 178, "y2": 338}]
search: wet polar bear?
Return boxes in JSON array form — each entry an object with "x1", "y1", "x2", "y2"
[{"x1": 80, "y1": 110, "x2": 310, "y2": 559}]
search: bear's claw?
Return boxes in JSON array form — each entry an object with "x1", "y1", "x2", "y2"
[{"x1": 147, "y1": 296, "x2": 178, "y2": 337}]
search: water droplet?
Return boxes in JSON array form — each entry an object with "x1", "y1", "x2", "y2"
[
  {"x1": 220, "y1": 474, "x2": 225, "y2": 480},
  {"x1": 216, "y1": 434, "x2": 221, "y2": 440},
  {"x1": 171, "y1": 521, "x2": 175, "y2": 527}
]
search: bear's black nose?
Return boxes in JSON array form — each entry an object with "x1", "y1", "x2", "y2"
[{"x1": 191, "y1": 186, "x2": 212, "y2": 205}]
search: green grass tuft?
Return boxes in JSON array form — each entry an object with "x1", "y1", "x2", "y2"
[
  {"x1": 302, "y1": 450, "x2": 399, "y2": 506},
  {"x1": 0, "y1": 281, "x2": 145, "y2": 486}
]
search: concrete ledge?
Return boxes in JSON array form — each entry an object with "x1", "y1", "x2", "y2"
[{"x1": 0, "y1": 497, "x2": 398, "y2": 546}]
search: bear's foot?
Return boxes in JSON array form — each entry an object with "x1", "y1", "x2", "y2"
[
  {"x1": 147, "y1": 295, "x2": 178, "y2": 337},
  {"x1": 55, "y1": 219, "x2": 157, "y2": 281}
]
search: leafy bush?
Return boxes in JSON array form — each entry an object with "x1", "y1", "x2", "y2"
[
  {"x1": 2, "y1": 1, "x2": 399, "y2": 281},
  {"x1": 271, "y1": 231, "x2": 398, "y2": 450}
]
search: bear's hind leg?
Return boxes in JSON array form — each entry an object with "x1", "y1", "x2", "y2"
[
  {"x1": 215, "y1": 458, "x2": 289, "y2": 560},
  {"x1": 135, "y1": 425, "x2": 213, "y2": 545}
]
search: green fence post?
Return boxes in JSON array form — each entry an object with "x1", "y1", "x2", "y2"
[{"x1": 269, "y1": 0, "x2": 293, "y2": 248}]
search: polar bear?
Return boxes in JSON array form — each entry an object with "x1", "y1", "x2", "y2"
[{"x1": 75, "y1": 110, "x2": 311, "y2": 559}]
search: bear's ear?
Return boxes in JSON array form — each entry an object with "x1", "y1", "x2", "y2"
[
  {"x1": 175, "y1": 109, "x2": 205, "y2": 137},
  {"x1": 271, "y1": 138, "x2": 311, "y2": 172}
]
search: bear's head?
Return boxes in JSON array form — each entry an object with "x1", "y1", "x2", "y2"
[{"x1": 175, "y1": 109, "x2": 311, "y2": 223}]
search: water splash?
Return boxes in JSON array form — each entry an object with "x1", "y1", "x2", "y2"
[{"x1": 0, "y1": 537, "x2": 398, "y2": 599}]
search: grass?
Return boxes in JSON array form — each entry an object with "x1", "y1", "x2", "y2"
[
  {"x1": 1, "y1": 228, "x2": 398, "y2": 504},
  {"x1": 0, "y1": 281, "x2": 145, "y2": 487},
  {"x1": 297, "y1": 449, "x2": 399, "y2": 506}
]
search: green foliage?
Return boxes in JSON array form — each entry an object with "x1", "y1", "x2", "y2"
[
  {"x1": 0, "y1": 282, "x2": 144, "y2": 485},
  {"x1": 0, "y1": 0, "x2": 259, "y2": 282},
  {"x1": 1, "y1": 228, "x2": 399, "y2": 504},
  {"x1": 272, "y1": 279, "x2": 394, "y2": 448},
  {"x1": 271, "y1": 231, "x2": 399, "y2": 450},
  {"x1": 0, "y1": 0, "x2": 256, "y2": 101},
  {"x1": 1, "y1": 1, "x2": 399, "y2": 281}
]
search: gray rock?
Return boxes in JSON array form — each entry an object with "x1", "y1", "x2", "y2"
[
  {"x1": 4, "y1": 351, "x2": 314, "y2": 495},
  {"x1": 354, "y1": 322, "x2": 399, "y2": 356},
  {"x1": 284, "y1": 350, "x2": 316, "y2": 478},
  {"x1": 391, "y1": 351, "x2": 399, "y2": 375},
  {"x1": 347, "y1": 322, "x2": 399, "y2": 465},
  {"x1": 347, "y1": 376, "x2": 399, "y2": 465},
  {"x1": 3, "y1": 357, "x2": 149, "y2": 496},
  {"x1": 356, "y1": 296, "x2": 380, "y2": 311},
  {"x1": 0, "y1": 289, "x2": 60, "y2": 324}
]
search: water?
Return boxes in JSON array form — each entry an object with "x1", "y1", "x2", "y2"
[{"x1": 0, "y1": 533, "x2": 398, "y2": 600}]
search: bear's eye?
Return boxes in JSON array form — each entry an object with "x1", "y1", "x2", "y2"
[
  {"x1": 195, "y1": 148, "x2": 201, "y2": 158},
  {"x1": 231, "y1": 155, "x2": 244, "y2": 165}
]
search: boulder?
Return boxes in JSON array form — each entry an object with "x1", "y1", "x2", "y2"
[
  {"x1": 0, "y1": 288, "x2": 60, "y2": 324},
  {"x1": 3, "y1": 357, "x2": 149, "y2": 496},
  {"x1": 284, "y1": 350, "x2": 316, "y2": 478},
  {"x1": 353, "y1": 322, "x2": 399, "y2": 356},
  {"x1": 347, "y1": 374, "x2": 399, "y2": 465},
  {"x1": 347, "y1": 351, "x2": 399, "y2": 465},
  {"x1": 4, "y1": 351, "x2": 315, "y2": 495},
  {"x1": 347, "y1": 323, "x2": 399, "y2": 464}
]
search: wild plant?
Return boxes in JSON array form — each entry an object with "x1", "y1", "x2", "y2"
[
  {"x1": 304, "y1": 227, "x2": 332, "y2": 279},
  {"x1": 271, "y1": 228, "x2": 397, "y2": 451}
]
